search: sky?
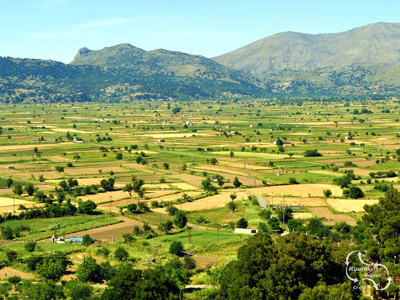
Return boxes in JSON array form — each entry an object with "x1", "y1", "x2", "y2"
[{"x1": 1, "y1": 0, "x2": 399, "y2": 63}]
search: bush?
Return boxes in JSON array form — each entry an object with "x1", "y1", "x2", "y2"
[
  {"x1": 82, "y1": 234, "x2": 94, "y2": 247},
  {"x1": 127, "y1": 203, "x2": 137, "y2": 213},
  {"x1": 7, "y1": 275, "x2": 21, "y2": 287},
  {"x1": 24, "y1": 241, "x2": 36, "y2": 252},
  {"x1": 151, "y1": 201, "x2": 159, "y2": 208},
  {"x1": 226, "y1": 202, "x2": 237, "y2": 212},
  {"x1": 237, "y1": 218, "x2": 248, "y2": 229},
  {"x1": 96, "y1": 247, "x2": 110, "y2": 258},
  {"x1": 169, "y1": 241, "x2": 184, "y2": 256},
  {"x1": 166, "y1": 206, "x2": 179, "y2": 216},
  {"x1": 1, "y1": 226, "x2": 13, "y2": 240},
  {"x1": 304, "y1": 149, "x2": 322, "y2": 157},
  {"x1": 289, "y1": 178, "x2": 299, "y2": 184},
  {"x1": 323, "y1": 189, "x2": 332, "y2": 198},
  {"x1": 347, "y1": 186, "x2": 365, "y2": 199},
  {"x1": 114, "y1": 246, "x2": 129, "y2": 261},
  {"x1": 77, "y1": 200, "x2": 97, "y2": 215}
]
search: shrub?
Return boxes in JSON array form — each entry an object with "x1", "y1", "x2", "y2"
[
  {"x1": 82, "y1": 234, "x2": 94, "y2": 247},
  {"x1": 96, "y1": 247, "x2": 110, "y2": 258},
  {"x1": 237, "y1": 218, "x2": 248, "y2": 228},
  {"x1": 114, "y1": 246, "x2": 129, "y2": 261},
  {"x1": 304, "y1": 149, "x2": 322, "y2": 157},
  {"x1": 169, "y1": 241, "x2": 184, "y2": 256},
  {"x1": 24, "y1": 241, "x2": 36, "y2": 252}
]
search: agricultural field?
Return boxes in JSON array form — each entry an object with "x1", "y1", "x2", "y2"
[{"x1": 0, "y1": 98, "x2": 399, "y2": 292}]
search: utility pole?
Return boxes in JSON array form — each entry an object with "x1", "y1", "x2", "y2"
[
  {"x1": 217, "y1": 225, "x2": 220, "y2": 243},
  {"x1": 282, "y1": 199, "x2": 287, "y2": 224},
  {"x1": 109, "y1": 196, "x2": 112, "y2": 226},
  {"x1": 187, "y1": 226, "x2": 191, "y2": 245}
]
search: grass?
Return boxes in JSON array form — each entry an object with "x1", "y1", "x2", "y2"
[
  {"x1": 151, "y1": 228, "x2": 248, "y2": 248},
  {"x1": 1, "y1": 215, "x2": 121, "y2": 241}
]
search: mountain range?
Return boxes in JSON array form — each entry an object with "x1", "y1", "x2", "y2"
[{"x1": 2, "y1": 22, "x2": 400, "y2": 103}]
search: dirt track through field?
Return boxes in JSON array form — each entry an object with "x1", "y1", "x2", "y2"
[
  {"x1": 309, "y1": 207, "x2": 356, "y2": 226},
  {"x1": 62, "y1": 216, "x2": 157, "y2": 242}
]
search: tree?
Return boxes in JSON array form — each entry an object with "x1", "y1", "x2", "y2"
[
  {"x1": 82, "y1": 234, "x2": 94, "y2": 247},
  {"x1": 347, "y1": 186, "x2": 364, "y2": 199},
  {"x1": 6, "y1": 178, "x2": 13, "y2": 188},
  {"x1": 363, "y1": 188, "x2": 400, "y2": 263},
  {"x1": 169, "y1": 241, "x2": 184, "y2": 256},
  {"x1": 230, "y1": 193, "x2": 237, "y2": 201},
  {"x1": 163, "y1": 162, "x2": 169, "y2": 170},
  {"x1": 219, "y1": 232, "x2": 345, "y2": 300},
  {"x1": 59, "y1": 180, "x2": 68, "y2": 191},
  {"x1": 333, "y1": 175, "x2": 352, "y2": 188},
  {"x1": 20, "y1": 281, "x2": 63, "y2": 300},
  {"x1": 236, "y1": 218, "x2": 248, "y2": 228},
  {"x1": 289, "y1": 177, "x2": 299, "y2": 184},
  {"x1": 1, "y1": 226, "x2": 13, "y2": 240},
  {"x1": 127, "y1": 203, "x2": 137, "y2": 213},
  {"x1": 172, "y1": 107, "x2": 181, "y2": 114},
  {"x1": 101, "y1": 269, "x2": 179, "y2": 300},
  {"x1": 161, "y1": 258, "x2": 190, "y2": 290},
  {"x1": 24, "y1": 183, "x2": 37, "y2": 196},
  {"x1": 67, "y1": 178, "x2": 78, "y2": 189},
  {"x1": 226, "y1": 201, "x2": 238, "y2": 212},
  {"x1": 298, "y1": 282, "x2": 355, "y2": 300},
  {"x1": 24, "y1": 241, "x2": 36, "y2": 252},
  {"x1": 100, "y1": 177, "x2": 115, "y2": 191},
  {"x1": 215, "y1": 175, "x2": 225, "y2": 187},
  {"x1": 13, "y1": 184, "x2": 23, "y2": 196},
  {"x1": 233, "y1": 176, "x2": 242, "y2": 187},
  {"x1": 7, "y1": 275, "x2": 21, "y2": 288},
  {"x1": 201, "y1": 178, "x2": 217, "y2": 193},
  {"x1": 114, "y1": 246, "x2": 129, "y2": 261},
  {"x1": 77, "y1": 200, "x2": 97, "y2": 215},
  {"x1": 323, "y1": 189, "x2": 332, "y2": 198},
  {"x1": 209, "y1": 158, "x2": 218, "y2": 165},
  {"x1": 304, "y1": 149, "x2": 322, "y2": 157},
  {"x1": 55, "y1": 166, "x2": 64, "y2": 172},
  {"x1": 76, "y1": 256, "x2": 102, "y2": 283},
  {"x1": 63, "y1": 280, "x2": 93, "y2": 300},
  {"x1": 173, "y1": 211, "x2": 187, "y2": 229},
  {"x1": 37, "y1": 258, "x2": 66, "y2": 281},
  {"x1": 116, "y1": 153, "x2": 123, "y2": 160},
  {"x1": 123, "y1": 183, "x2": 134, "y2": 197},
  {"x1": 132, "y1": 178, "x2": 144, "y2": 193},
  {"x1": 277, "y1": 207, "x2": 293, "y2": 224},
  {"x1": 166, "y1": 206, "x2": 179, "y2": 216},
  {"x1": 158, "y1": 220, "x2": 173, "y2": 234},
  {"x1": 275, "y1": 138, "x2": 283, "y2": 147}
]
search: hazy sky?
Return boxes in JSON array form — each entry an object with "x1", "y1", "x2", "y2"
[{"x1": 1, "y1": 0, "x2": 398, "y2": 63}]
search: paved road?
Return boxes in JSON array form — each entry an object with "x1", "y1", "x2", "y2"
[{"x1": 250, "y1": 193, "x2": 267, "y2": 210}]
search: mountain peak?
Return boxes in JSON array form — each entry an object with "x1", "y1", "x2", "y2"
[
  {"x1": 213, "y1": 22, "x2": 400, "y2": 73},
  {"x1": 70, "y1": 43, "x2": 145, "y2": 65}
]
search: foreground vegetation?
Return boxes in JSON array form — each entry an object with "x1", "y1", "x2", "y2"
[{"x1": 0, "y1": 98, "x2": 399, "y2": 298}]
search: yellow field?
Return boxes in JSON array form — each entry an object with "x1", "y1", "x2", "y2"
[
  {"x1": 247, "y1": 184, "x2": 342, "y2": 197},
  {"x1": 327, "y1": 199, "x2": 379, "y2": 212},
  {"x1": 153, "y1": 192, "x2": 247, "y2": 213},
  {"x1": 264, "y1": 196, "x2": 327, "y2": 207},
  {"x1": 0, "y1": 142, "x2": 74, "y2": 152},
  {"x1": 292, "y1": 212, "x2": 314, "y2": 219},
  {"x1": 143, "y1": 183, "x2": 198, "y2": 190}
]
